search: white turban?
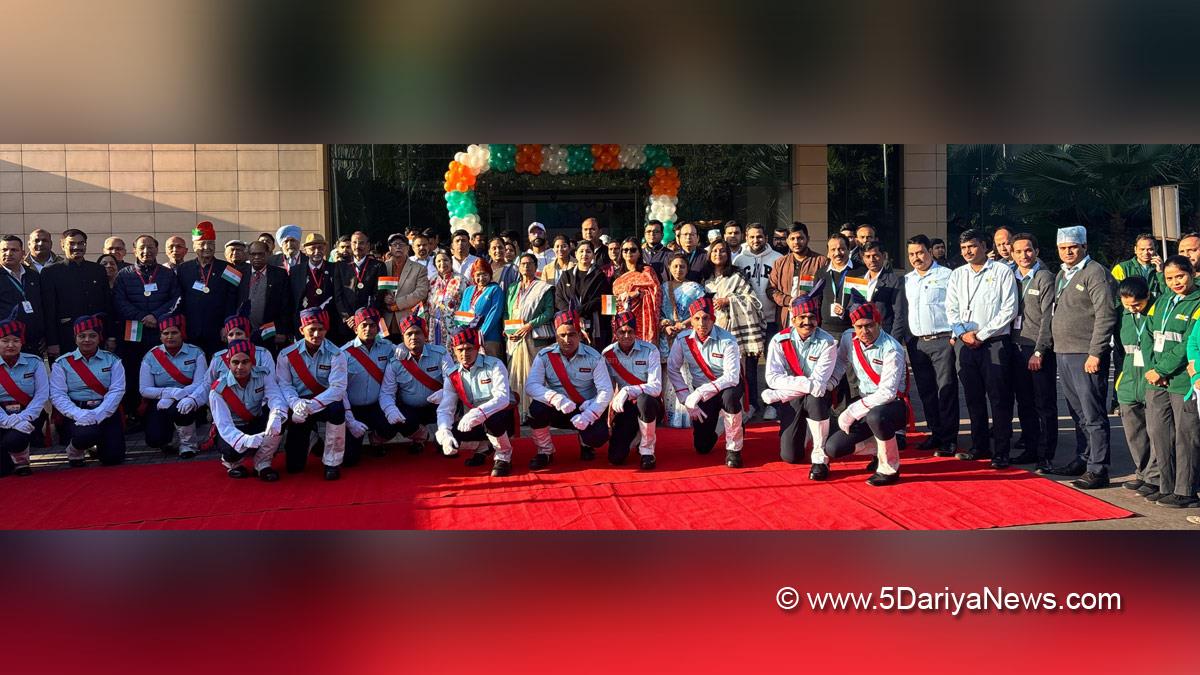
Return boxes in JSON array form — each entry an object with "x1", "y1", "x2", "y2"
[{"x1": 1056, "y1": 226, "x2": 1086, "y2": 245}]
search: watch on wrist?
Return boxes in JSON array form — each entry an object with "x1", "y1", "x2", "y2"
[{"x1": 1033, "y1": 351, "x2": 1042, "y2": 358}]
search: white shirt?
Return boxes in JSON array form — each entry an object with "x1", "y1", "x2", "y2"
[
  {"x1": 436, "y1": 355, "x2": 512, "y2": 430},
  {"x1": 902, "y1": 263, "x2": 953, "y2": 336},
  {"x1": 452, "y1": 253, "x2": 481, "y2": 285},
  {"x1": 666, "y1": 327, "x2": 741, "y2": 395},
  {"x1": 764, "y1": 327, "x2": 838, "y2": 400},
  {"x1": 526, "y1": 346, "x2": 614, "y2": 417},
  {"x1": 945, "y1": 258, "x2": 1019, "y2": 340}
]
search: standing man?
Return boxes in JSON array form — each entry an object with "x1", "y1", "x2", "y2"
[
  {"x1": 767, "y1": 222, "x2": 829, "y2": 327},
  {"x1": 526, "y1": 310, "x2": 613, "y2": 469},
  {"x1": 761, "y1": 295, "x2": 838, "y2": 475},
  {"x1": 380, "y1": 315, "x2": 452, "y2": 455},
  {"x1": 223, "y1": 240, "x2": 248, "y2": 268},
  {"x1": 1044, "y1": 226, "x2": 1118, "y2": 484},
  {"x1": 722, "y1": 221, "x2": 744, "y2": 257},
  {"x1": 332, "y1": 231, "x2": 386, "y2": 343},
  {"x1": 112, "y1": 235, "x2": 182, "y2": 417},
  {"x1": 930, "y1": 238, "x2": 951, "y2": 268},
  {"x1": 277, "y1": 307, "x2": 349, "y2": 481},
  {"x1": 602, "y1": 312, "x2": 663, "y2": 469},
  {"x1": 581, "y1": 217, "x2": 608, "y2": 266},
  {"x1": 410, "y1": 229, "x2": 438, "y2": 280},
  {"x1": 24, "y1": 229, "x2": 62, "y2": 273},
  {"x1": 0, "y1": 236, "x2": 49, "y2": 354},
  {"x1": 1008, "y1": 233, "x2": 1058, "y2": 470},
  {"x1": 850, "y1": 224, "x2": 876, "y2": 265},
  {"x1": 674, "y1": 222, "x2": 712, "y2": 282},
  {"x1": 163, "y1": 236, "x2": 189, "y2": 270},
  {"x1": 667, "y1": 298, "x2": 745, "y2": 468},
  {"x1": 340, "y1": 307, "x2": 397, "y2": 466},
  {"x1": 287, "y1": 233, "x2": 335, "y2": 336},
  {"x1": 771, "y1": 226, "x2": 790, "y2": 254},
  {"x1": 735, "y1": 223, "x2": 784, "y2": 417},
  {"x1": 894, "y1": 235, "x2": 957, "y2": 456},
  {"x1": 449, "y1": 229, "x2": 481, "y2": 283},
  {"x1": 238, "y1": 240, "x2": 292, "y2": 354},
  {"x1": 378, "y1": 233, "x2": 430, "y2": 336},
  {"x1": 818, "y1": 233, "x2": 868, "y2": 340},
  {"x1": 42, "y1": 229, "x2": 113, "y2": 359},
  {"x1": 176, "y1": 221, "x2": 239, "y2": 356},
  {"x1": 945, "y1": 228, "x2": 1019, "y2": 467},
  {"x1": 641, "y1": 220, "x2": 670, "y2": 278},
  {"x1": 270, "y1": 224, "x2": 307, "y2": 273},
  {"x1": 525, "y1": 222, "x2": 555, "y2": 272},
  {"x1": 103, "y1": 237, "x2": 131, "y2": 269},
  {"x1": 860, "y1": 240, "x2": 903, "y2": 335},
  {"x1": 990, "y1": 226, "x2": 1017, "y2": 270}
]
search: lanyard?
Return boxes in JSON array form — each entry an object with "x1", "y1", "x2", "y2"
[
  {"x1": 831, "y1": 266, "x2": 849, "y2": 305},
  {"x1": 307, "y1": 264, "x2": 324, "y2": 291},
  {"x1": 964, "y1": 266, "x2": 988, "y2": 312},
  {"x1": 197, "y1": 262, "x2": 213, "y2": 287},
  {"x1": 1159, "y1": 294, "x2": 1183, "y2": 333},
  {"x1": 134, "y1": 265, "x2": 157, "y2": 289},
  {"x1": 5, "y1": 271, "x2": 24, "y2": 298},
  {"x1": 1131, "y1": 314, "x2": 1148, "y2": 343},
  {"x1": 353, "y1": 259, "x2": 368, "y2": 286}
]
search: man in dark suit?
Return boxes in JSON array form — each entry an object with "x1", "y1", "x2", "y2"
[
  {"x1": 860, "y1": 240, "x2": 904, "y2": 335},
  {"x1": 288, "y1": 233, "x2": 335, "y2": 338},
  {"x1": 112, "y1": 234, "x2": 182, "y2": 414},
  {"x1": 176, "y1": 221, "x2": 239, "y2": 356},
  {"x1": 0, "y1": 235, "x2": 50, "y2": 354},
  {"x1": 42, "y1": 228, "x2": 113, "y2": 358},
  {"x1": 333, "y1": 231, "x2": 386, "y2": 342},
  {"x1": 240, "y1": 240, "x2": 292, "y2": 355}
]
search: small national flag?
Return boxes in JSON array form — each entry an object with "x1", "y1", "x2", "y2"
[
  {"x1": 454, "y1": 310, "x2": 474, "y2": 325},
  {"x1": 260, "y1": 322, "x2": 276, "y2": 340},
  {"x1": 504, "y1": 319, "x2": 524, "y2": 336},
  {"x1": 377, "y1": 317, "x2": 390, "y2": 338},
  {"x1": 221, "y1": 265, "x2": 243, "y2": 285},
  {"x1": 844, "y1": 276, "x2": 869, "y2": 294},
  {"x1": 124, "y1": 320, "x2": 143, "y2": 342},
  {"x1": 600, "y1": 295, "x2": 618, "y2": 315},
  {"x1": 797, "y1": 274, "x2": 815, "y2": 291},
  {"x1": 378, "y1": 276, "x2": 399, "y2": 292}
]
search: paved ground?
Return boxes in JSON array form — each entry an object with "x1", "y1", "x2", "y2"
[{"x1": 14, "y1": 365, "x2": 1198, "y2": 530}]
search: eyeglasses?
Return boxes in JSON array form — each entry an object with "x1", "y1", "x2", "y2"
[{"x1": 621, "y1": 248, "x2": 638, "y2": 253}]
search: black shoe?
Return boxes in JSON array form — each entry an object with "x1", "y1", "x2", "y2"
[
  {"x1": 465, "y1": 452, "x2": 488, "y2": 467},
  {"x1": 258, "y1": 467, "x2": 280, "y2": 482},
  {"x1": 1135, "y1": 483, "x2": 1159, "y2": 496},
  {"x1": 934, "y1": 445, "x2": 957, "y2": 458},
  {"x1": 580, "y1": 445, "x2": 596, "y2": 461},
  {"x1": 324, "y1": 466, "x2": 340, "y2": 481},
  {"x1": 14, "y1": 465, "x2": 31, "y2": 476},
  {"x1": 68, "y1": 459, "x2": 86, "y2": 468},
  {"x1": 725, "y1": 451, "x2": 743, "y2": 468},
  {"x1": 1035, "y1": 459, "x2": 1053, "y2": 473},
  {"x1": 696, "y1": 446, "x2": 712, "y2": 455},
  {"x1": 179, "y1": 449, "x2": 197, "y2": 460},
  {"x1": 529, "y1": 453, "x2": 552, "y2": 470},
  {"x1": 1010, "y1": 450, "x2": 1039, "y2": 464},
  {"x1": 866, "y1": 472, "x2": 900, "y2": 487},
  {"x1": 955, "y1": 448, "x2": 992, "y2": 461},
  {"x1": 640, "y1": 455, "x2": 656, "y2": 471},
  {"x1": 227, "y1": 465, "x2": 250, "y2": 479},
  {"x1": 609, "y1": 454, "x2": 627, "y2": 466},
  {"x1": 917, "y1": 437, "x2": 939, "y2": 450},
  {"x1": 990, "y1": 457, "x2": 1011, "y2": 470},
  {"x1": 310, "y1": 440, "x2": 324, "y2": 457},
  {"x1": 1014, "y1": 437, "x2": 1027, "y2": 450},
  {"x1": 1072, "y1": 471, "x2": 1110, "y2": 490},
  {"x1": 1143, "y1": 490, "x2": 1165, "y2": 502},
  {"x1": 1123, "y1": 479, "x2": 1146, "y2": 491},
  {"x1": 809, "y1": 463, "x2": 830, "y2": 481},
  {"x1": 865, "y1": 457, "x2": 878, "y2": 473},
  {"x1": 1157, "y1": 494, "x2": 1200, "y2": 509},
  {"x1": 407, "y1": 441, "x2": 424, "y2": 455},
  {"x1": 895, "y1": 434, "x2": 907, "y2": 450},
  {"x1": 1046, "y1": 459, "x2": 1086, "y2": 477},
  {"x1": 490, "y1": 460, "x2": 511, "y2": 478}
]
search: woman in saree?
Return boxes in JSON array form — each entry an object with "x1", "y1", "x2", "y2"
[
  {"x1": 457, "y1": 258, "x2": 505, "y2": 356},
  {"x1": 659, "y1": 253, "x2": 706, "y2": 428},
  {"x1": 612, "y1": 237, "x2": 661, "y2": 346},
  {"x1": 422, "y1": 250, "x2": 465, "y2": 348},
  {"x1": 704, "y1": 241, "x2": 765, "y2": 413},
  {"x1": 505, "y1": 253, "x2": 556, "y2": 419},
  {"x1": 539, "y1": 234, "x2": 575, "y2": 284}
]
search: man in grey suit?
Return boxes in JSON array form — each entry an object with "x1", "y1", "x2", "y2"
[
  {"x1": 1009, "y1": 233, "x2": 1058, "y2": 471},
  {"x1": 379, "y1": 233, "x2": 430, "y2": 337},
  {"x1": 1045, "y1": 226, "x2": 1118, "y2": 488}
]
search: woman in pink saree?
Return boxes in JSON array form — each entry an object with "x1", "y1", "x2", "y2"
[{"x1": 611, "y1": 237, "x2": 661, "y2": 346}]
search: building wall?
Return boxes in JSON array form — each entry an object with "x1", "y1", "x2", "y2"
[
  {"x1": 901, "y1": 144, "x2": 948, "y2": 246},
  {"x1": 0, "y1": 144, "x2": 329, "y2": 256},
  {"x1": 792, "y1": 144, "x2": 829, "y2": 252}
]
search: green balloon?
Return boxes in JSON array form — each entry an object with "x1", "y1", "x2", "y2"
[{"x1": 662, "y1": 220, "x2": 676, "y2": 245}]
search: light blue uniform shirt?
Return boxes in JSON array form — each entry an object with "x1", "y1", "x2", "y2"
[
  {"x1": 946, "y1": 259, "x2": 1020, "y2": 340},
  {"x1": 49, "y1": 349, "x2": 125, "y2": 422},
  {"x1": 527, "y1": 343, "x2": 613, "y2": 416},
  {"x1": 666, "y1": 325, "x2": 742, "y2": 395},
  {"x1": 436, "y1": 353, "x2": 511, "y2": 429},
  {"x1": 340, "y1": 336, "x2": 395, "y2": 406},
  {"x1": 381, "y1": 343, "x2": 452, "y2": 413},
  {"x1": 764, "y1": 327, "x2": 838, "y2": 397},
  {"x1": 600, "y1": 339, "x2": 663, "y2": 397},
  {"x1": 0, "y1": 353, "x2": 49, "y2": 420},
  {"x1": 902, "y1": 262, "x2": 952, "y2": 337},
  {"x1": 275, "y1": 338, "x2": 348, "y2": 410}
]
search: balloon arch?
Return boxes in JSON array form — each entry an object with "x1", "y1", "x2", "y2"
[{"x1": 443, "y1": 144, "x2": 680, "y2": 243}]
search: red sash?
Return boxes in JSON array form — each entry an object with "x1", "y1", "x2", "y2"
[
  {"x1": 853, "y1": 339, "x2": 881, "y2": 385},
  {"x1": 448, "y1": 370, "x2": 473, "y2": 408},
  {"x1": 779, "y1": 334, "x2": 804, "y2": 377},
  {"x1": 67, "y1": 356, "x2": 108, "y2": 397},
  {"x1": 547, "y1": 352, "x2": 585, "y2": 405},
  {"x1": 287, "y1": 349, "x2": 327, "y2": 395},
  {"x1": 684, "y1": 336, "x2": 718, "y2": 382},
  {"x1": 604, "y1": 350, "x2": 646, "y2": 386},
  {"x1": 151, "y1": 347, "x2": 193, "y2": 386},
  {"x1": 219, "y1": 384, "x2": 256, "y2": 422},
  {"x1": 347, "y1": 346, "x2": 384, "y2": 384},
  {"x1": 0, "y1": 364, "x2": 32, "y2": 407},
  {"x1": 401, "y1": 357, "x2": 442, "y2": 391}
]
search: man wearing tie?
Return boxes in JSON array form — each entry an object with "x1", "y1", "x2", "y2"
[
  {"x1": 269, "y1": 224, "x2": 308, "y2": 272},
  {"x1": 288, "y1": 233, "x2": 335, "y2": 336},
  {"x1": 333, "y1": 231, "x2": 386, "y2": 343},
  {"x1": 176, "y1": 222, "x2": 239, "y2": 356},
  {"x1": 239, "y1": 240, "x2": 291, "y2": 355},
  {"x1": 945, "y1": 228, "x2": 1020, "y2": 468}
]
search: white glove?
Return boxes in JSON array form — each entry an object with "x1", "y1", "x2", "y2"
[
  {"x1": 548, "y1": 392, "x2": 577, "y2": 415},
  {"x1": 837, "y1": 408, "x2": 856, "y2": 435},
  {"x1": 347, "y1": 418, "x2": 368, "y2": 438},
  {"x1": 457, "y1": 408, "x2": 485, "y2": 433},
  {"x1": 75, "y1": 410, "x2": 97, "y2": 426},
  {"x1": 426, "y1": 389, "x2": 444, "y2": 405},
  {"x1": 238, "y1": 433, "x2": 265, "y2": 451},
  {"x1": 794, "y1": 378, "x2": 811, "y2": 395},
  {"x1": 177, "y1": 397, "x2": 197, "y2": 415},
  {"x1": 267, "y1": 409, "x2": 285, "y2": 436},
  {"x1": 684, "y1": 389, "x2": 703, "y2": 410},
  {"x1": 570, "y1": 412, "x2": 590, "y2": 431},
  {"x1": 686, "y1": 405, "x2": 708, "y2": 423},
  {"x1": 0, "y1": 414, "x2": 15, "y2": 430},
  {"x1": 13, "y1": 418, "x2": 34, "y2": 434},
  {"x1": 435, "y1": 427, "x2": 459, "y2": 456},
  {"x1": 394, "y1": 345, "x2": 411, "y2": 360},
  {"x1": 761, "y1": 388, "x2": 786, "y2": 405},
  {"x1": 156, "y1": 397, "x2": 174, "y2": 410},
  {"x1": 290, "y1": 399, "x2": 310, "y2": 423},
  {"x1": 386, "y1": 408, "x2": 406, "y2": 425},
  {"x1": 610, "y1": 387, "x2": 631, "y2": 413},
  {"x1": 696, "y1": 383, "x2": 719, "y2": 402}
]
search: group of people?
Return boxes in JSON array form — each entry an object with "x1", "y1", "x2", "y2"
[{"x1": 1, "y1": 216, "x2": 1197, "y2": 511}]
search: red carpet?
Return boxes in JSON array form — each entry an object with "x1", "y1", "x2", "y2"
[{"x1": 0, "y1": 426, "x2": 1131, "y2": 530}]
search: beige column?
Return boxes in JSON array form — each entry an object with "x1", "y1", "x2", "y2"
[
  {"x1": 901, "y1": 145, "x2": 947, "y2": 251},
  {"x1": 791, "y1": 145, "x2": 828, "y2": 252}
]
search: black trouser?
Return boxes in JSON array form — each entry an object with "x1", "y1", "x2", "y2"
[
  {"x1": 907, "y1": 336, "x2": 958, "y2": 446},
  {"x1": 1010, "y1": 343, "x2": 1058, "y2": 460},
  {"x1": 1059, "y1": 352, "x2": 1111, "y2": 473},
  {"x1": 956, "y1": 336, "x2": 1013, "y2": 459},
  {"x1": 826, "y1": 399, "x2": 907, "y2": 457},
  {"x1": 1119, "y1": 401, "x2": 1157, "y2": 486},
  {"x1": 778, "y1": 392, "x2": 832, "y2": 464},
  {"x1": 396, "y1": 400, "x2": 438, "y2": 439},
  {"x1": 62, "y1": 412, "x2": 126, "y2": 465},
  {"x1": 608, "y1": 394, "x2": 662, "y2": 464},
  {"x1": 0, "y1": 411, "x2": 47, "y2": 476},
  {"x1": 218, "y1": 415, "x2": 267, "y2": 464},
  {"x1": 118, "y1": 340, "x2": 152, "y2": 415},
  {"x1": 1145, "y1": 388, "x2": 1199, "y2": 497},
  {"x1": 745, "y1": 321, "x2": 777, "y2": 410},
  {"x1": 692, "y1": 385, "x2": 742, "y2": 454},
  {"x1": 451, "y1": 404, "x2": 515, "y2": 443},
  {"x1": 345, "y1": 403, "x2": 399, "y2": 466},
  {"x1": 284, "y1": 401, "x2": 345, "y2": 473},
  {"x1": 144, "y1": 402, "x2": 200, "y2": 449},
  {"x1": 528, "y1": 400, "x2": 609, "y2": 449}
]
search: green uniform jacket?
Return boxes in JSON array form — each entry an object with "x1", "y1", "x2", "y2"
[
  {"x1": 1111, "y1": 258, "x2": 1162, "y2": 299},
  {"x1": 1115, "y1": 310, "x2": 1149, "y2": 405},
  {"x1": 1142, "y1": 288, "x2": 1200, "y2": 396},
  {"x1": 1185, "y1": 314, "x2": 1200, "y2": 400}
]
